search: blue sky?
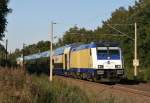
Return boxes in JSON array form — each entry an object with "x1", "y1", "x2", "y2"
[{"x1": 6, "y1": 0, "x2": 137, "y2": 51}]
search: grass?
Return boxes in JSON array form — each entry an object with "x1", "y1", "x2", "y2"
[
  {"x1": 140, "y1": 68, "x2": 150, "y2": 81},
  {"x1": 0, "y1": 67, "x2": 131, "y2": 103},
  {"x1": 30, "y1": 75, "x2": 90, "y2": 103},
  {"x1": 0, "y1": 68, "x2": 90, "y2": 103},
  {"x1": 125, "y1": 66, "x2": 150, "y2": 82}
]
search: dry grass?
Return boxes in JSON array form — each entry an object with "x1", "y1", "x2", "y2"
[
  {"x1": 0, "y1": 67, "x2": 29, "y2": 103},
  {"x1": 0, "y1": 68, "x2": 89, "y2": 103},
  {"x1": 0, "y1": 67, "x2": 128, "y2": 103}
]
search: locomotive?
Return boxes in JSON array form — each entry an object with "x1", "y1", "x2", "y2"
[{"x1": 53, "y1": 41, "x2": 124, "y2": 82}]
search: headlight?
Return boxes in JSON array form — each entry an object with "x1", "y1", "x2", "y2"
[
  {"x1": 115, "y1": 65, "x2": 121, "y2": 69},
  {"x1": 98, "y1": 65, "x2": 103, "y2": 69},
  {"x1": 117, "y1": 70, "x2": 123, "y2": 74}
]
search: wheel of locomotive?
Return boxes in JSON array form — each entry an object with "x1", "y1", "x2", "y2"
[
  {"x1": 86, "y1": 73, "x2": 93, "y2": 82},
  {"x1": 76, "y1": 72, "x2": 80, "y2": 79},
  {"x1": 71, "y1": 72, "x2": 74, "y2": 78},
  {"x1": 75, "y1": 72, "x2": 78, "y2": 79},
  {"x1": 82, "y1": 73, "x2": 87, "y2": 80},
  {"x1": 69, "y1": 72, "x2": 73, "y2": 77},
  {"x1": 78, "y1": 73, "x2": 82, "y2": 79},
  {"x1": 64, "y1": 71, "x2": 68, "y2": 77},
  {"x1": 76, "y1": 72, "x2": 82, "y2": 79},
  {"x1": 73, "y1": 72, "x2": 77, "y2": 78},
  {"x1": 92, "y1": 76, "x2": 98, "y2": 82},
  {"x1": 69, "y1": 72, "x2": 72, "y2": 77},
  {"x1": 80, "y1": 73, "x2": 84, "y2": 80},
  {"x1": 92, "y1": 73, "x2": 98, "y2": 82}
]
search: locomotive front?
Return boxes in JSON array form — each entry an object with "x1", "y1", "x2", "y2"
[{"x1": 91, "y1": 42, "x2": 124, "y2": 81}]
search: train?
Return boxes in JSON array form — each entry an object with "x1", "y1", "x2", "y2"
[{"x1": 17, "y1": 41, "x2": 125, "y2": 82}]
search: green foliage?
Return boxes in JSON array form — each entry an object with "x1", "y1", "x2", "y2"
[
  {"x1": 26, "y1": 58, "x2": 49, "y2": 75},
  {"x1": 0, "y1": 43, "x2": 5, "y2": 58},
  {"x1": 0, "y1": 0, "x2": 12, "y2": 40},
  {"x1": 142, "y1": 68, "x2": 150, "y2": 81},
  {"x1": 0, "y1": 0, "x2": 11, "y2": 66},
  {"x1": 59, "y1": 26, "x2": 93, "y2": 45},
  {"x1": 23, "y1": 40, "x2": 50, "y2": 55},
  {"x1": 0, "y1": 44, "x2": 6, "y2": 66},
  {"x1": 9, "y1": 40, "x2": 51, "y2": 67}
]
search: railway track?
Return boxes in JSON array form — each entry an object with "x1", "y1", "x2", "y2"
[
  {"x1": 113, "y1": 85, "x2": 150, "y2": 98},
  {"x1": 56, "y1": 76, "x2": 150, "y2": 98}
]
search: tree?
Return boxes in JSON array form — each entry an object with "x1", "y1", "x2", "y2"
[
  {"x1": 60, "y1": 26, "x2": 94, "y2": 45},
  {"x1": 0, "y1": 0, "x2": 12, "y2": 40},
  {"x1": 0, "y1": 43, "x2": 5, "y2": 58}
]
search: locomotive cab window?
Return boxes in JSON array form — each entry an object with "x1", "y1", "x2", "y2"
[
  {"x1": 97, "y1": 50, "x2": 108, "y2": 60},
  {"x1": 97, "y1": 49, "x2": 120, "y2": 60},
  {"x1": 109, "y1": 50, "x2": 120, "y2": 60}
]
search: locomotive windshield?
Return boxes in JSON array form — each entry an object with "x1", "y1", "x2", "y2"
[{"x1": 97, "y1": 49, "x2": 120, "y2": 60}]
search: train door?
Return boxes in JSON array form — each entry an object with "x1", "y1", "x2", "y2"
[
  {"x1": 64, "y1": 47, "x2": 71, "y2": 70},
  {"x1": 64, "y1": 54, "x2": 67, "y2": 70}
]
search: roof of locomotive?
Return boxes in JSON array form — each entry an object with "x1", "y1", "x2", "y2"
[
  {"x1": 53, "y1": 41, "x2": 120, "y2": 54},
  {"x1": 53, "y1": 43, "x2": 80, "y2": 56},
  {"x1": 71, "y1": 41, "x2": 120, "y2": 52}
]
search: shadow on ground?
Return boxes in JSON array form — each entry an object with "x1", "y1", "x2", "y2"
[{"x1": 118, "y1": 78, "x2": 147, "y2": 85}]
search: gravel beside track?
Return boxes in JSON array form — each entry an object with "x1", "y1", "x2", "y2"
[{"x1": 55, "y1": 76, "x2": 150, "y2": 103}]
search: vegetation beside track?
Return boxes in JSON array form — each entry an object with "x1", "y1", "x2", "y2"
[
  {"x1": 0, "y1": 68, "x2": 89, "y2": 103},
  {"x1": 0, "y1": 68, "x2": 126, "y2": 103}
]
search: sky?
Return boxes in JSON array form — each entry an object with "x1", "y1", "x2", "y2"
[{"x1": 5, "y1": 0, "x2": 137, "y2": 52}]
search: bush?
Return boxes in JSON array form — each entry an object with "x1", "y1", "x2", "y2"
[{"x1": 143, "y1": 68, "x2": 150, "y2": 81}]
